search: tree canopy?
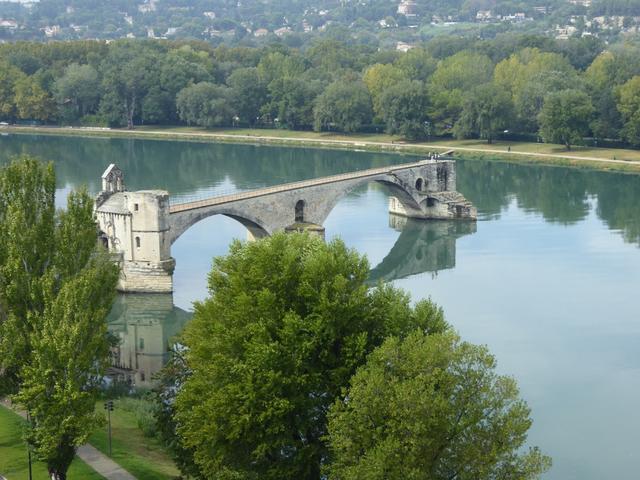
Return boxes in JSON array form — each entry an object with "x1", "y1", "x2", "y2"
[
  {"x1": 538, "y1": 89, "x2": 594, "y2": 150},
  {"x1": 173, "y1": 232, "x2": 448, "y2": 479},
  {"x1": 0, "y1": 156, "x2": 119, "y2": 480},
  {"x1": 0, "y1": 35, "x2": 636, "y2": 147},
  {"x1": 326, "y1": 330, "x2": 552, "y2": 480}
]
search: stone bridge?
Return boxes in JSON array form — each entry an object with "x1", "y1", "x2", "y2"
[{"x1": 95, "y1": 158, "x2": 476, "y2": 293}]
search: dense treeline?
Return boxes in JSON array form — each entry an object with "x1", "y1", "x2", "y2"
[{"x1": 1, "y1": 34, "x2": 640, "y2": 148}]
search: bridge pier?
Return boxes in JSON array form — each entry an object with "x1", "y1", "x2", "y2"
[{"x1": 95, "y1": 158, "x2": 476, "y2": 293}]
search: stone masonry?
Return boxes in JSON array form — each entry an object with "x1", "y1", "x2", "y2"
[{"x1": 95, "y1": 159, "x2": 476, "y2": 293}]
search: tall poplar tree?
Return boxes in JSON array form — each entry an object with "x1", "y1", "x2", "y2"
[{"x1": 0, "y1": 156, "x2": 119, "y2": 480}]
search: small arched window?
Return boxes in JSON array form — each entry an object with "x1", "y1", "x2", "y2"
[
  {"x1": 135, "y1": 237, "x2": 141, "y2": 248},
  {"x1": 295, "y1": 200, "x2": 305, "y2": 223},
  {"x1": 415, "y1": 178, "x2": 424, "y2": 191}
]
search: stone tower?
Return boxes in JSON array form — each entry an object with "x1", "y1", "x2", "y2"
[{"x1": 95, "y1": 164, "x2": 175, "y2": 293}]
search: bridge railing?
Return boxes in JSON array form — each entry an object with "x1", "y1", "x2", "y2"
[{"x1": 168, "y1": 158, "x2": 435, "y2": 213}]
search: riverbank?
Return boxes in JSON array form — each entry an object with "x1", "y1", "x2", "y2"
[{"x1": 5, "y1": 125, "x2": 640, "y2": 173}]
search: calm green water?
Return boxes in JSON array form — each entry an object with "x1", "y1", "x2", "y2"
[{"x1": 1, "y1": 133, "x2": 639, "y2": 479}]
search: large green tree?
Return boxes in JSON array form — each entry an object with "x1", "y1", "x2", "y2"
[
  {"x1": 263, "y1": 77, "x2": 322, "y2": 130},
  {"x1": 14, "y1": 75, "x2": 55, "y2": 122},
  {"x1": 326, "y1": 330, "x2": 552, "y2": 480},
  {"x1": 313, "y1": 79, "x2": 373, "y2": 133},
  {"x1": 227, "y1": 67, "x2": 268, "y2": 126},
  {"x1": 454, "y1": 83, "x2": 513, "y2": 144},
  {"x1": 176, "y1": 82, "x2": 233, "y2": 128},
  {"x1": 538, "y1": 89, "x2": 594, "y2": 150},
  {"x1": 0, "y1": 60, "x2": 25, "y2": 121},
  {"x1": 99, "y1": 42, "x2": 160, "y2": 128},
  {"x1": 53, "y1": 63, "x2": 101, "y2": 122},
  {"x1": 363, "y1": 63, "x2": 408, "y2": 119},
  {"x1": 616, "y1": 75, "x2": 640, "y2": 146},
  {"x1": 0, "y1": 157, "x2": 119, "y2": 479},
  {"x1": 173, "y1": 233, "x2": 447, "y2": 479},
  {"x1": 428, "y1": 51, "x2": 494, "y2": 134},
  {"x1": 378, "y1": 80, "x2": 430, "y2": 140}
]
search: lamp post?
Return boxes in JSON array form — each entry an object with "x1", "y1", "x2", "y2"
[
  {"x1": 104, "y1": 400, "x2": 114, "y2": 456},
  {"x1": 26, "y1": 411, "x2": 33, "y2": 480}
]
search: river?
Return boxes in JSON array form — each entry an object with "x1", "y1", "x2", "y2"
[{"x1": 1, "y1": 133, "x2": 639, "y2": 479}]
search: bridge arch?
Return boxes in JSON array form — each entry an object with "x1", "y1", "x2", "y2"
[
  {"x1": 310, "y1": 174, "x2": 423, "y2": 227},
  {"x1": 169, "y1": 208, "x2": 270, "y2": 245}
]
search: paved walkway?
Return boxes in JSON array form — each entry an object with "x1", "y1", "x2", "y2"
[{"x1": 0, "y1": 399, "x2": 136, "y2": 480}]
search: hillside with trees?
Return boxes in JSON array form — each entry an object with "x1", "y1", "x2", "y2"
[{"x1": 0, "y1": 0, "x2": 638, "y2": 46}]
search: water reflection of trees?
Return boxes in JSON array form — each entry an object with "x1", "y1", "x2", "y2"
[
  {"x1": 457, "y1": 160, "x2": 640, "y2": 246},
  {"x1": 369, "y1": 217, "x2": 477, "y2": 282},
  {"x1": 0, "y1": 134, "x2": 417, "y2": 194}
]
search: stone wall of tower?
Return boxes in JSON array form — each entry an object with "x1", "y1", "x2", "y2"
[{"x1": 96, "y1": 189, "x2": 175, "y2": 293}]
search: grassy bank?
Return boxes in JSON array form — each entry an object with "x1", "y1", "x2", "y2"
[
  {"x1": 5, "y1": 125, "x2": 640, "y2": 174},
  {"x1": 0, "y1": 406, "x2": 104, "y2": 480},
  {"x1": 88, "y1": 397, "x2": 179, "y2": 480}
]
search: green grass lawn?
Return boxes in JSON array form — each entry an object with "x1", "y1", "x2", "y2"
[
  {"x1": 134, "y1": 125, "x2": 640, "y2": 163},
  {"x1": 88, "y1": 398, "x2": 179, "y2": 480},
  {"x1": 0, "y1": 406, "x2": 104, "y2": 480}
]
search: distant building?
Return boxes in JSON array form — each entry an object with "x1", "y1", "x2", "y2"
[
  {"x1": 476, "y1": 10, "x2": 493, "y2": 21},
  {"x1": 203, "y1": 11, "x2": 216, "y2": 19},
  {"x1": 70, "y1": 24, "x2": 88, "y2": 33},
  {"x1": 138, "y1": 0, "x2": 157, "y2": 14},
  {"x1": 42, "y1": 25, "x2": 61, "y2": 37},
  {"x1": 0, "y1": 19, "x2": 18, "y2": 29},
  {"x1": 253, "y1": 28, "x2": 269, "y2": 37},
  {"x1": 568, "y1": 0, "x2": 591, "y2": 6},
  {"x1": 274, "y1": 26, "x2": 291, "y2": 37},
  {"x1": 555, "y1": 25, "x2": 578, "y2": 39},
  {"x1": 203, "y1": 27, "x2": 222, "y2": 37},
  {"x1": 397, "y1": 0, "x2": 418, "y2": 17},
  {"x1": 502, "y1": 13, "x2": 527, "y2": 22},
  {"x1": 396, "y1": 41, "x2": 415, "y2": 52}
]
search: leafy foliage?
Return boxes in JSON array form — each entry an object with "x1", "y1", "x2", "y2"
[
  {"x1": 454, "y1": 83, "x2": 513, "y2": 144},
  {"x1": 0, "y1": 35, "x2": 636, "y2": 146},
  {"x1": 314, "y1": 79, "x2": 373, "y2": 133},
  {"x1": 538, "y1": 89, "x2": 594, "y2": 149},
  {"x1": 0, "y1": 156, "x2": 119, "y2": 479},
  {"x1": 326, "y1": 330, "x2": 552, "y2": 480},
  {"x1": 616, "y1": 75, "x2": 640, "y2": 146},
  {"x1": 173, "y1": 233, "x2": 447, "y2": 479}
]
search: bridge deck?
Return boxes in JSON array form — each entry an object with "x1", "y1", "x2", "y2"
[{"x1": 169, "y1": 158, "x2": 435, "y2": 214}]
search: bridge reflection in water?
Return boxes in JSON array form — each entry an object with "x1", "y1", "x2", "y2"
[
  {"x1": 106, "y1": 214, "x2": 476, "y2": 387},
  {"x1": 369, "y1": 215, "x2": 477, "y2": 283}
]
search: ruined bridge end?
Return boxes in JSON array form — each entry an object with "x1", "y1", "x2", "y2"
[{"x1": 96, "y1": 159, "x2": 476, "y2": 293}]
